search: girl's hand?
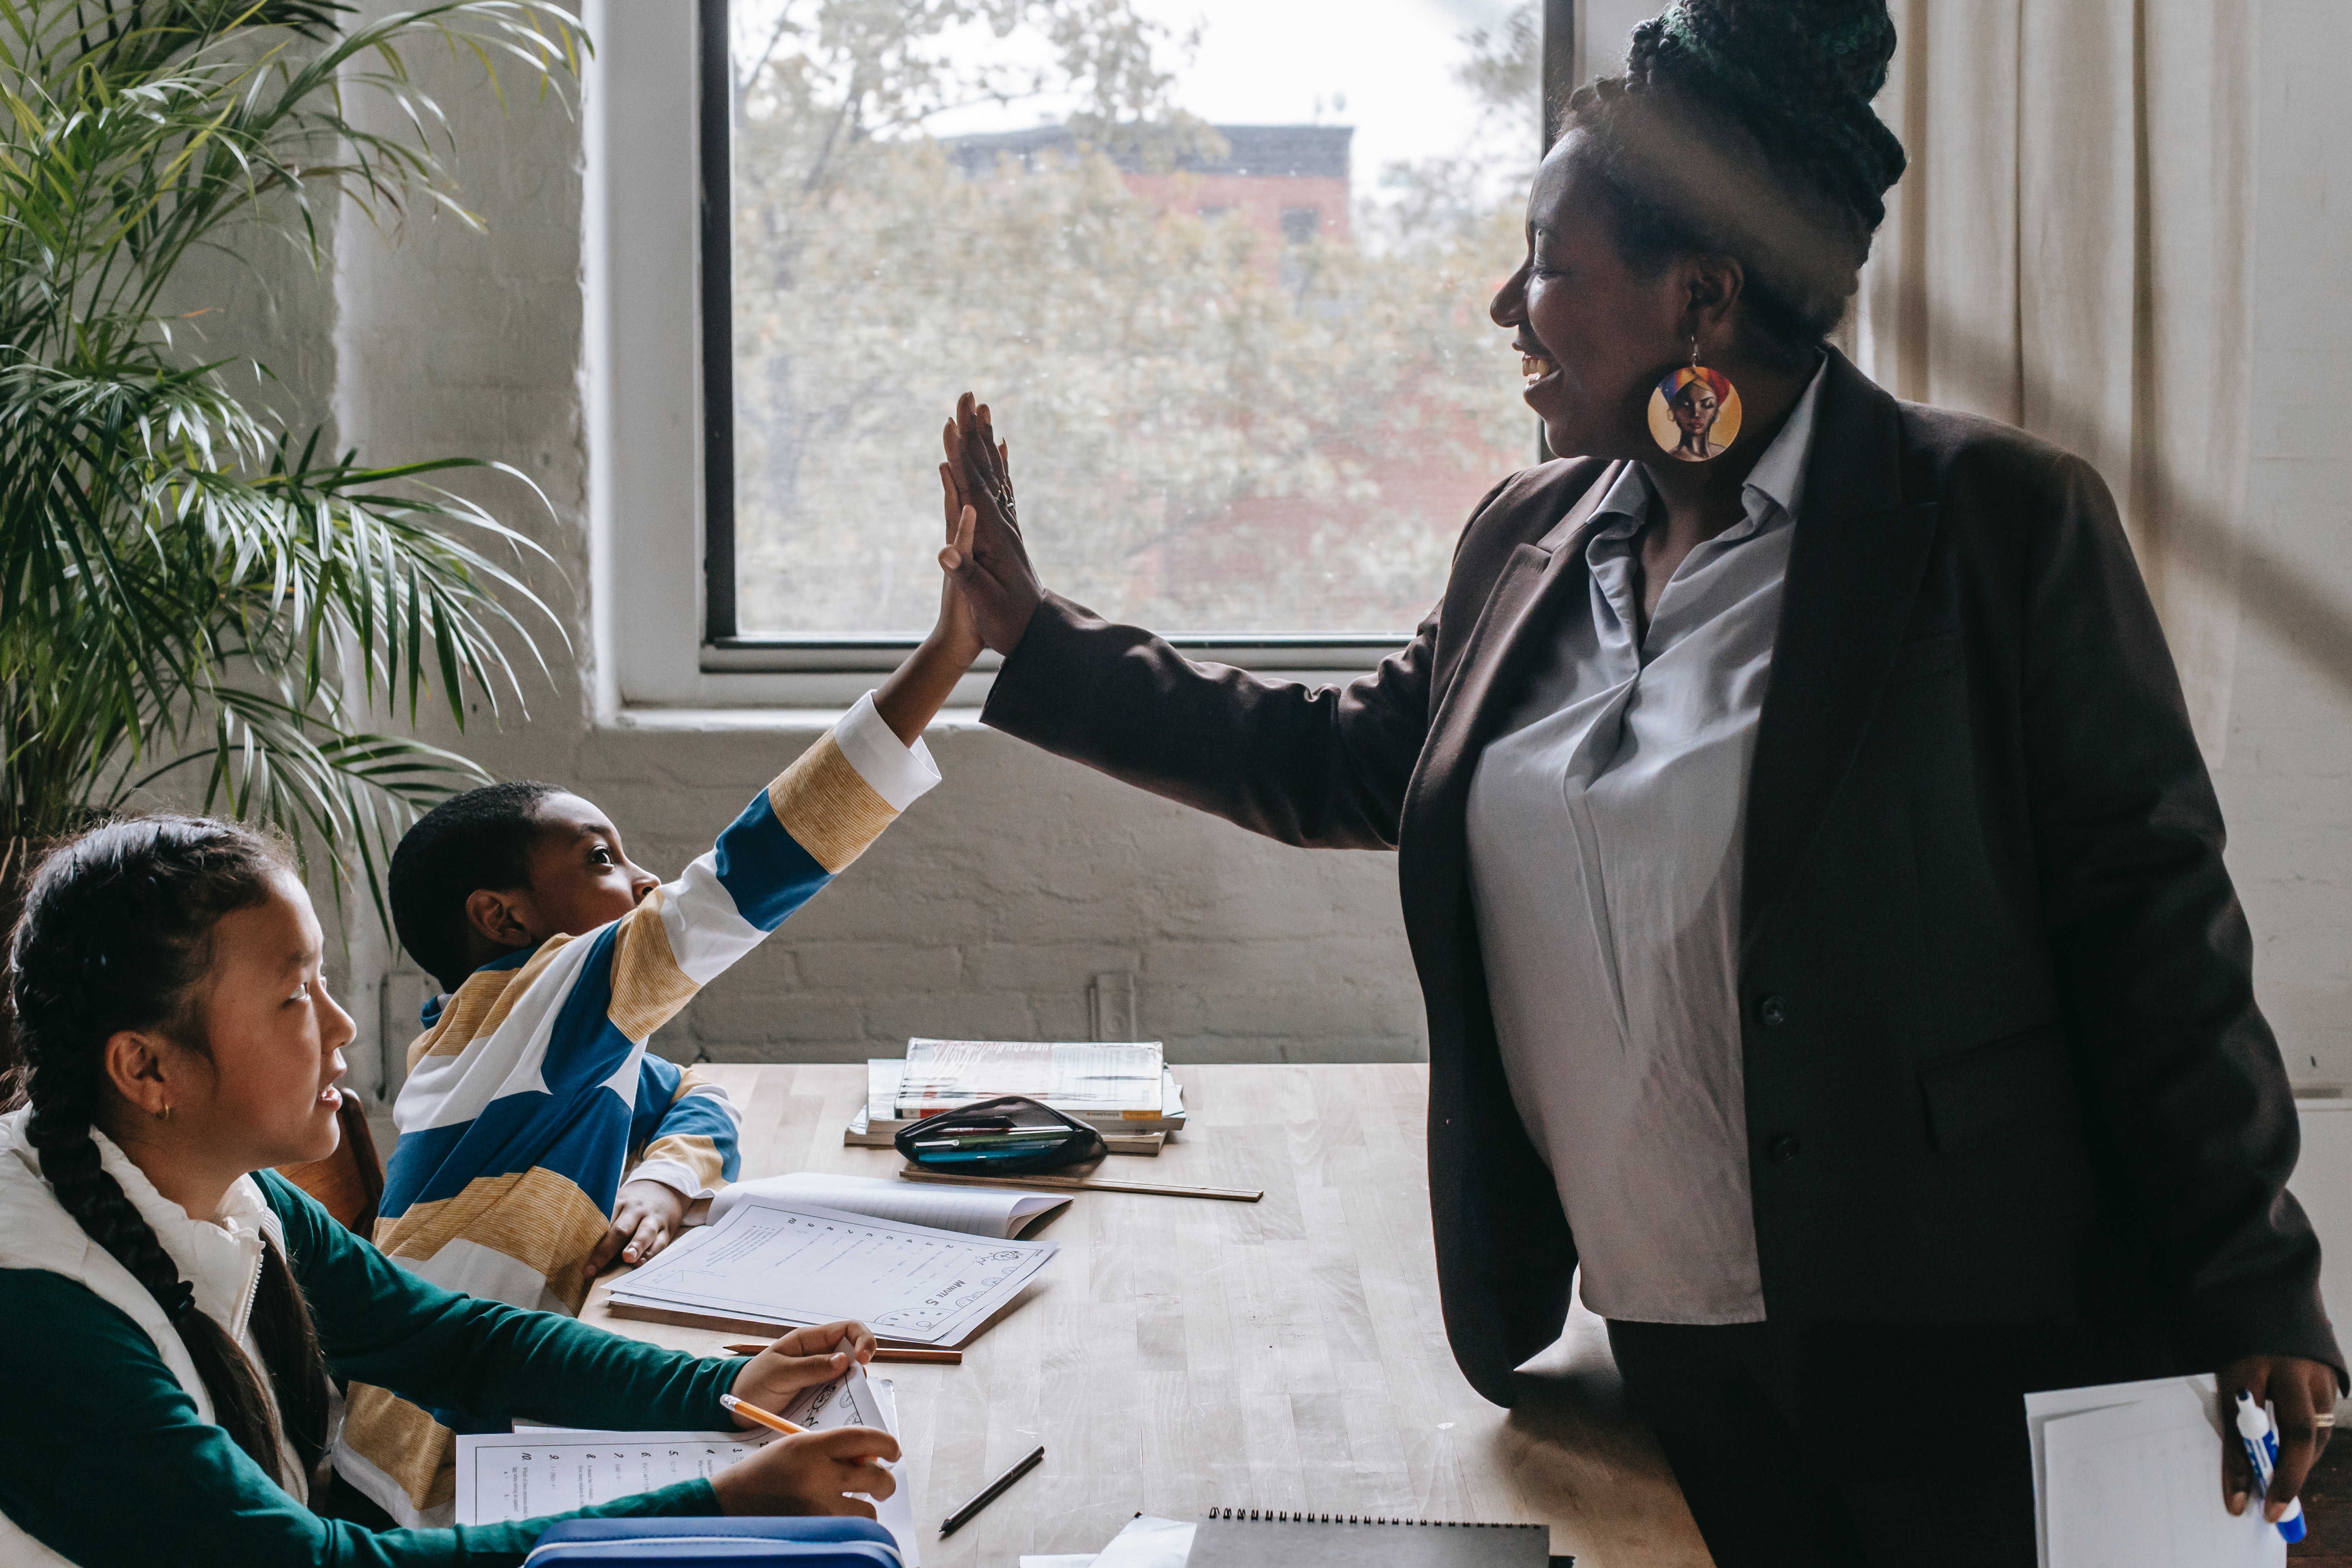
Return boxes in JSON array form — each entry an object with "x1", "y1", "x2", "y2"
[
  {"x1": 939, "y1": 391, "x2": 1043, "y2": 656},
  {"x1": 709, "y1": 1427, "x2": 901, "y2": 1519},
  {"x1": 728, "y1": 1321, "x2": 879, "y2": 1410}
]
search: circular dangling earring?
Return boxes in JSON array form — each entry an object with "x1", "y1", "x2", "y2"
[{"x1": 1647, "y1": 335, "x2": 1743, "y2": 462}]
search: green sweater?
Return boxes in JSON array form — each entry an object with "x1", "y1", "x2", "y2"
[{"x1": 0, "y1": 1171, "x2": 742, "y2": 1566}]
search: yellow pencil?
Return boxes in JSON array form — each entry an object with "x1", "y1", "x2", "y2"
[{"x1": 719, "y1": 1394, "x2": 807, "y2": 1437}]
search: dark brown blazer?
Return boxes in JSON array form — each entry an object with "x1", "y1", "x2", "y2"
[{"x1": 981, "y1": 348, "x2": 2341, "y2": 1405}]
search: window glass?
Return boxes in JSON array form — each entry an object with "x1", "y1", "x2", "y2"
[{"x1": 725, "y1": 0, "x2": 1537, "y2": 636}]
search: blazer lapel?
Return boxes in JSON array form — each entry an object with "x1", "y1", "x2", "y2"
[
  {"x1": 1740, "y1": 351, "x2": 1941, "y2": 950},
  {"x1": 1400, "y1": 462, "x2": 1625, "y2": 939},
  {"x1": 1419, "y1": 461, "x2": 1625, "y2": 797}
]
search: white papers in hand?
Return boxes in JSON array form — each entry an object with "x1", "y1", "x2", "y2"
[
  {"x1": 454, "y1": 1364, "x2": 917, "y2": 1565},
  {"x1": 710, "y1": 1172, "x2": 1069, "y2": 1238},
  {"x1": 607, "y1": 1198, "x2": 1056, "y2": 1344},
  {"x1": 2028, "y1": 1374, "x2": 2284, "y2": 1568},
  {"x1": 787, "y1": 1366, "x2": 919, "y2": 1567}
]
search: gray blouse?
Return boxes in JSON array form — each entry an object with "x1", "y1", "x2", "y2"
[{"x1": 1464, "y1": 360, "x2": 1826, "y2": 1326}]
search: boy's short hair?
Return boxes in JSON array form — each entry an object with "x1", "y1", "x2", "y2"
[{"x1": 390, "y1": 781, "x2": 563, "y2": 993}]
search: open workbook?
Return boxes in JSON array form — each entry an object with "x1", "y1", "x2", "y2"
[{"x1": 605, "y1": 1177, "x2": 1062, "y2": 1345}]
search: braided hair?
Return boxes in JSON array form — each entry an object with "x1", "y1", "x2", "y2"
[
  {"x1": 1563, "y1": 0, "x2": 1907, "y2": 365},
  {"x1": 8, "y1": 817, "x2": 331, "y2": 1483}
]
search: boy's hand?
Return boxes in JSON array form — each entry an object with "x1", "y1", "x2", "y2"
[
  {"x1": 873, "y1": 462, "x2": 991, "y2": 744},
  {"x1": 709, "y1": 1426, "x2": 900, "y2": 1519},
  {"x1": 931, "y1": 462, "x2": 985, "y2": 668},
  {"x1": 585, "y1": 1179, "x2": 692, "y2": 1279},
  {"x1": 729, "y1": 1321, "x2": 879, "y2": 1411}
]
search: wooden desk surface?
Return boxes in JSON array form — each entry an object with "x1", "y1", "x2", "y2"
[{"x1": 583, "y1": 1064, "x2": 1712, "y2": 1568}]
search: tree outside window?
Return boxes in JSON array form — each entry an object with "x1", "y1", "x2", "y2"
[{"x1": 722, "y1": 0, "x2": 1539, "y2": 638}]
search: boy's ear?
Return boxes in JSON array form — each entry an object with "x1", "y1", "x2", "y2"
[{"x1": 464, "y1": 886, "x2": 538, "y2": 953}]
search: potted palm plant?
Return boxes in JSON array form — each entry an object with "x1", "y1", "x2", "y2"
[{"x1": 0, "y1": 1, "x2": 586, "y2": 944}]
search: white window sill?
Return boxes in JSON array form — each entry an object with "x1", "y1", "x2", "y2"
[{"x1": 608, "y1": 701, "x2": 998, "y2": 736}]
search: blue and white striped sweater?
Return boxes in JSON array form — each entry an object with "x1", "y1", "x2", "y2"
[{"x1": 334, "y1": 693, "x2": 939, "y2": 1527}]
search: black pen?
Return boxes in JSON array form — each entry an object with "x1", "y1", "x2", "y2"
[{"x1": 938, "y1": 1443, "x2": 1045, "y2": 1536}]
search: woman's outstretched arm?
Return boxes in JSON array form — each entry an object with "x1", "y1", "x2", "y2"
[{"x1": 939, "y1": 393, "x2": 1443, "y2": 850}]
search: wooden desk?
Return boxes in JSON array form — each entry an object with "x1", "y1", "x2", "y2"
[{"x1": 583, "y1": 1064, "x2": 1713, "y2": 1568}]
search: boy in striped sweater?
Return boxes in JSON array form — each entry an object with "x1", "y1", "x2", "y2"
[{"x1": 334, "y1": 485, "x2": 984, "y2": 1525}]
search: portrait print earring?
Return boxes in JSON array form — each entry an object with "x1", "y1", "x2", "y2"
[{"x1": 1647, "y1": 336, "x2": 1743, "y2": 463}]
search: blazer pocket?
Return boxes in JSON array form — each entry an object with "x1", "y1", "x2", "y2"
[
  {"x1": 1918, "y1": 1025, "x2": 2077, "y2": 1154},
  {"x1": 1887, "y1": 629, "x2": 1961, "y2": 685}
]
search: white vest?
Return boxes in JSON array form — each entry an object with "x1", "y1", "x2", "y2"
[{"x1": 0, "y1": 1107, "x2": 307, "y2": 1567}]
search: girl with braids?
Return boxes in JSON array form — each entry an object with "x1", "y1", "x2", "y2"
[
  {"x1": 932, "y1": 0, "x2": 2340, "y2": 1561},
  {"x1": 0, "y1": 817, "x2": 902, "y2": 1567}
]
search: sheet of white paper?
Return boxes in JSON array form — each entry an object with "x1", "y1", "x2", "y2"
[
  {"x1": 608, "y1": 1199, "x2": 1056, "y2": 1344},
  {"x1": 1016, "y1": 1513, "x2": 1195, "y2": 1568},
  {"x1": 779, "y1": 1365, "x2": 918, "y2": 1567},
  {"x1": 1090, "y1": 1514, "x2": 1198, "y2": 1568},
  {"x1": 711, "y1": 1172, "x2": 1068, "y2": 1238},
  {"x1": 2043, "y1": 1399, "x2": 2283, "y2": 1568},
  {"x1": 453, "y1": 1429, "x2": 764, "y2": 1525}
]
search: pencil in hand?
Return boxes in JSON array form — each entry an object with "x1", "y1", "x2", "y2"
[{"x1": 719, "y1": 1393, "x2": 808, "y2": 1437}]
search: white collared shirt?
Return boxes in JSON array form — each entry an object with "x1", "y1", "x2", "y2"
[{"x1": 1464, "y1": 359, "x2": 1828, "y2": 1326}]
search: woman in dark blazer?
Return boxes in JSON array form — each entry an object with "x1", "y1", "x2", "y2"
[{"x1": 933, "y1": 2, "x2": 2339, "y2": 1561}]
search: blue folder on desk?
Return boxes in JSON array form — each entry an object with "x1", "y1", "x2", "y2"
[{"x1": 522, "y1": 1517, "x2": 902, "y2": 1568}]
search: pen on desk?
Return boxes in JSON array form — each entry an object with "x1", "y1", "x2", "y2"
[
  {"x1": 2234, "y1": 1390, "x2": 2309, "y2": 1542},
  {"x1": 938, "y1": 1443, "x2": 1045, "y2": 1537},
  {"x1": 719, "y1": 1394, "x2": 808, "y2": 1437}
]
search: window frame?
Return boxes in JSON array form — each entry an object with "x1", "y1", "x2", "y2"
[{"x1": 692, "y1": 0, "x2": 1582, "y2": 670}]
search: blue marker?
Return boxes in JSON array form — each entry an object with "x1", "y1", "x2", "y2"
[{"x1": 2233, "y1": 1389, "x2": 2309, "y2": 1543}]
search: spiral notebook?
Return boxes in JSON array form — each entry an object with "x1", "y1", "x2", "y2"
[{"x1": 1184, "y1": 1508, "x2": 1558, "y2": 1568}]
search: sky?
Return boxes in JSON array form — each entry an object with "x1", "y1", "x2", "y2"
[{"x1": 920, "y1": 0, "x2": 1530, "y2": 192}]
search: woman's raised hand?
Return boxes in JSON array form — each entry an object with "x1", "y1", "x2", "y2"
[
  {"x1": 939, "y1": 391, "x2": 1043, "y2": 655},
  {"x1": 708, "y1": 1426, "x2": 901, "y2": 1519}
]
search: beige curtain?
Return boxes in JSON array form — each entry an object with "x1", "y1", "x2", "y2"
[{"x1": 1852, "y1": 0, "x2": 2258, "y2": 763}]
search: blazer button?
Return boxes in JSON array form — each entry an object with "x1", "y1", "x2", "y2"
[
  {"x1": 1758, "y1": 994, "x2": 1788, "y2": 1027},
  {"x1": 1767, "y1": 1134, "x2": 1802, "y2": 1164}
]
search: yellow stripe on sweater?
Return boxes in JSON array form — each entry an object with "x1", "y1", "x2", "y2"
[
  {"x1": 340, "y1": 1383, "x2": 457, "y2": 1512},
  {"x1": 608, "y1": 889, "x2": 700, "y2": 1042},
  {"x1": 409, "y1": 934, "x2": 580, "y2": 1066},
  {"x1": 371, "y1": 1166, "x2": 611, "y2": 1316},
  {"x1": 766, "y1": 733, "x2": 898, "y2": 874},
  {"x1": 636, "y1": 1131, "x2": 727, "y2": 1193}
]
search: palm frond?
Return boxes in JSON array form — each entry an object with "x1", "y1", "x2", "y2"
[{"x1": 0, "y1": 0, "x2": 588, "y2": 921}]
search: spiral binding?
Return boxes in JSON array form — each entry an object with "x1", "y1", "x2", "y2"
[{"x1": 1203, "y1": 1506, "x2": 1543, "y2": 1531}]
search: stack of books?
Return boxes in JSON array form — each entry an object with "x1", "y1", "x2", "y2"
[{"x1": 845, "y1": 1038, "x2": 1185, "y2": 1153}]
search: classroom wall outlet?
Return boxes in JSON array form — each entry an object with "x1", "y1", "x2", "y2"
[{"x1": 1090, "y1": 972, "x2": 1138, "y2": 1041}]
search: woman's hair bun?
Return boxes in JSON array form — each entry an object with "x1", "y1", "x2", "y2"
[{"x1": 1624, "y1": 0, "x2": 1905, "y2": 229}]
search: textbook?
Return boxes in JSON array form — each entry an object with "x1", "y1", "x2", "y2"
[
  {"x1": 856, "y1": 1055, "x2": 1186, "y2": 1140},
  {"x1": 895, "y1": 1039, "x2": 1164, "y2": 1118}
]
